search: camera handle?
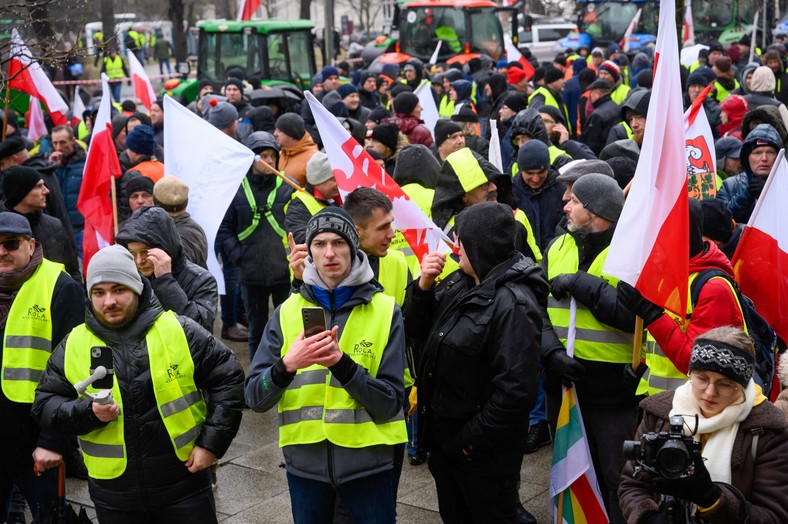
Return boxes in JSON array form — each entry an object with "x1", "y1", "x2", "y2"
[
  {"x1": 660, "y1": 495, "x2": 693, "y2": 524},
  {"x1": 75, "y1": 366, "x2": 114, "y2": 405}
]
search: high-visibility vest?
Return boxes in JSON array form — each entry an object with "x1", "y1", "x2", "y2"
[
  {"x1": 132, "y1": 160, "x2": 164, "y2": 183},
  {"x1": 528, "y1": 86, "x2": 570, "y2": 132},
  {"x1": 277, "y1": 293, "x2": 407, "y2": 448},
  {"x1": 546, "y1": 234, "x2": 633, "y2": 363},
  {"x1": 638, "y1": 274, "x2": 745, "y2": 396},
  {"x1": 377, "y1": 249, "x2": 410, "y2": 308},
  {"x1": 610, "y1": 84, "x2": 631, "y2": 105},
  {"x1": 103, "y1": 55, "x2": 125, "y2": 79},
  {"x1": 238, "y1": 176, "x2": 285, "y2": 241},
  {"x1": 1, "y1": 260, "x2": 64, "y2": 403},
  {"x1": 513, "y1": 209, "x2": 542, "y2": 263},
  {"x1": 282, "y1": 190, "x2": 327, "y2": 254},
  {"x1": 434, "y1": 26, "x2": 461, "y2": 53},
  {"x1": 399, "y1": 183, "x2": 435, "y2": 274},
  {"x1": 714, "y1": 79, "x2": 740, "y2": 104},
  {"x1": 64, "y1": 311, "x2": 207, "y2": 479},
  {"x1": 439, "y1": 96, "x2": 455, "y2": 119}
]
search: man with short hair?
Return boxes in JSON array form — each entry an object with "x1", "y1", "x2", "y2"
[
  {"x1": 116, "y1": 207, "x2": 218, "y2": 332},
  {"x1": 153, "y1": 176, "x2": 209, "y2": 269},
  {"x1": 2, "y1": 167, "x2": 80, "y2": 280},
  {"x1": 451, "y1": 105, "x2": 488, "y2": 160},
  {"x1": 49, "y1": 125, "x2": 86, "y2": 250},
  {"x1": 245, "y1": 207, "x2": 407, "y2": 522},
  {"x1": 275, "y1": 113, "x2": 319, "y2": 186},
  {"x1": 432, "y1": 120, "x2": 465, "y2": 162},
  {"x1": 224, "y1": 78, "x2": 251, "y2": 119},
  {"x1": 33, "y1": 244, "x2": 244, "y2": 523},
  {"x1": 0, "y1": 212, "x2": 84, "y2": 522}
]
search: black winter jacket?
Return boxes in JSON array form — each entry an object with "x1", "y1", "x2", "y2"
[
  {"x1": 173, "y1": 213, "x2": 208, "y2": 269},
  {"x1": 19, "y1": 155, "x2": 75, "y2": 241},
  {"x1": 581, "y1": 95, "x2": 621, "y2": 156},
  {"x1": 512, "y1": 169, "x2": 566, "y2": 252},
  {"x1": 1, "y1": 268, "x2": 84, "y2": 471},
  {"x1": 283, "y1": 186, "x2": 335, "y2": 244},
  {"x1": 405, "y1": 255, "x2": 547, "y2": 471},
  {"x1": 18, "y1": 210, "x2": 81, "y2": 282},
  {"x1": 116, "y1": 207, "x2": 218, "y2": 331},
  {"x1": 32, "y1": 283, "x2": 244, "y2": 511},
  {"x1": 217, "y1": 173, "x2": 294, "y2": 287}
]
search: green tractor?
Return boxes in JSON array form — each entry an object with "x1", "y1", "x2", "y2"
[{"x1": 165, "y1": 19, "x2": 318, "y2": 103}]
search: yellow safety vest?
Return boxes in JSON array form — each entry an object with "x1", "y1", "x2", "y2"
[
  {"x1": 714, "y1": 79, "x2": 739, "y2": 104},
  {"x1": 103, "y1": 55, "x2": 125, "y2": 79},
  {"x1": 1, "y1": 259, "x2": 64, "y2": 403},
  {"x1": 528, "y1": 87, "x2": 570, "y2": 132},
  {"x1": 434, "y1": 26, "x2": 461, "y2": 53},
  {"x1": 546, "y1": 235, "x2": 633, "y2": 363},
  {"x1": 64, "y1": 311, "x2": 207, "y2": 479},
  {"x1": 277, "y1": 293, "x2": 407, "y2": 448},
  {"x1": 638, "y1": 274, "x2": 745, "y2": 396},
  {"x1": 513, "y1": 209, "x2": 542, "y2": 263},
  {"x1": 376, "y1": 250, "x2": 414, "y2": 388},
  {"x1": 282, "y1": 190, "x2": 327, "y2": 254},
  {"x1": 610, "y1": 84, "x2": 631, "y2": 105},
  {"x1": 238, "y1": 177, "x2": 285, "y2": 241},
  {"x1": 399, "y1": 183, "x2": 436, "y2": 275}
]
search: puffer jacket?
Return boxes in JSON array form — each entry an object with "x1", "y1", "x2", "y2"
[
  {"x1": 116, "y1": 207, "x2": 218, "y2": 331},
  {"x1": 279, "y1": 133, "x2": 319, "y2": 187},
  {"x1": 718, "y1": 123, "x2": 783, "y2": 223},
  {"x1": 512, "y1": 169, "x2": 565, "y2": 252},
  {"x1": 53, "y1": 147, "x2": 87, "y2": 229},
  {"x1": 509, "y1": 108, "x2": 572, "y2": 169},
  {"x1": 405, "y1": 254, "x2": 547, "y2": 471},
  {"x1": 173, "y1": 213, "x2": 208, "y2": 269},
  {"x1": 32, "y1": 283, "x2": 244, "y2": 511},
  {"x1": 217, "y1": 172, "x2": 294, "y2": 287},
  {"x1": 1, "y1": 266, "x2": 84, "y2": 471},
  {"x1": 619, "y1": 391, "x2": 788, "y2": 523},
  {"x1": 389, "y1": 114, "x2": 433, "y2": 147},
  {"x1": 245, "y1": 275, "x2": 406, "y2": 485}
]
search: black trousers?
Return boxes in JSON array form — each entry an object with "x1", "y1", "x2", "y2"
[
  {"x1": 242, "y1": 282, "x2": 290, "y2": 360},
  {"x1": 94, "y1": 489, "x2": 217, "y2": 524}
]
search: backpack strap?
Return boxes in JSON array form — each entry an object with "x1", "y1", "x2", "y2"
[{"x1": 689, "y1": 269, "x2": 735, "y2": 312}]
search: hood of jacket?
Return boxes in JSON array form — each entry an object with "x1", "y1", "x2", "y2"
[
  {"x1": 689, "y1": 241, "x2": 735, "y2": 277},
  {"x1": 738, "y1": 63, "x2": 760, "y2": 94},
  {"x1": 21, "y1": 155, "x2": 57, "y2": 175},
  {"x1": 283, "y1": 132, "x2": 318, "y2": 155},
  {"x1": 390, "y1": 114, "x2": 424, "y2": 135},
  {"x1": 740, "y1": 123, "x2": 783, "y2": 178},
  {"x1": 509, "y1": 108, "x2": 549, "y2": 146},
  {"x1": 115, "y1": 206, "x2": 186, "y2": 270},
  {"x1": 741, "y1": 105, "x2": 788, "y2": 148},
  {"x1": 431, "y1": 148, "x2": 513, "y2": 228},
  {"x1": 393, "y1": 144, "x2": 441, "y2": 188}
]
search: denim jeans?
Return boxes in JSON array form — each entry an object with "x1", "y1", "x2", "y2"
[
  {"x1": 0, "y1": 466, "x2": 58, "y2": 521},
  {"x1": 109, "y1": 81, "x2": 122, "y2": 102},
  {"x1": 286, "y1": 469, "x2": 397, "y2": 524},
  {"x1": 529, "y1": 371, "x2": 547, "y2": 425},
  {"x1": 158, "y1": 58, "x2": 171, "y2": 75}
]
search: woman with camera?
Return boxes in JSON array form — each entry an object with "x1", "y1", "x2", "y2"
[{"x1": 619, "y1": 326, "x2": 788, "y2": 523}]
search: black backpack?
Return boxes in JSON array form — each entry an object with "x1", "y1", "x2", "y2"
[{"x1": 690, "y1": 269, "x2": 778, "y2": 397}]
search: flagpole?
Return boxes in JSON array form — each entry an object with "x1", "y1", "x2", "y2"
[
  {"x1": 257, "y1": 158, "x2": 308, "y2": 194},
  {"x1": 110, "y1": 176, "x2": 119, "y2": 235},
  {"x1": 557, "y1": 491, "x2": 565, "y2": 523},
  {"x1": 632, "y1": 316, "x2": 643, "y2": 369},
  {"x1": 2, "y1": 61, "x2": 11, "y2": 141}
]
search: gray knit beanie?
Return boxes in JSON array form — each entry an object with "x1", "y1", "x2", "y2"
[
  {"x1": 206, "y1": 99, "x2": 239, "y2": 130},
  {"x1": 306, "y1": 152, "x2": 334, "y2": 185},
  {"x1": 556, "y1": 159, "x2": 615, "y2": 184},
  {"x1": 570, "y1": 172, "x2": 624, "y2": 222},
  {"x1": 87, "y1": 244, "x2": 144, "y2": 295}
]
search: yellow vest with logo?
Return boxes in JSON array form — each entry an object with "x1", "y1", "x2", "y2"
[
  {"x1": 1, "y1": 259, "x2": 64, "y2": 403},
  {"x1": 63, "y1": 311, "x2": 207, "y2": 479},
  {"x1": 546, "y1": 235, "x2": 633, "y2": 363},
  {"x1": 638, "y1": 274, "x2": 745, "y2": 396},
  {"x1": 277, "y1": 293, "x2": 407, "y2": 448},
  {"x1": 103, "y1": 55, "x2": 125, "y2": 79}
]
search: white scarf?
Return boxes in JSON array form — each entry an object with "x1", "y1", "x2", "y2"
[{"x1": 669, "y1": 379, "x2": 755, "y2": 483}]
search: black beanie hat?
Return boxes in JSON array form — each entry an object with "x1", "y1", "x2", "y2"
[
  {"x1": 370, "y1": 122, "x2": 399, "y2": 152},
  {"x1": 434, "y1": 120, "x2": 464, "y2": 147},
  {"x1": 393, "y1": 92, "x2": 420, "y2": 115},
  {"x1": 125, "y1": 173, "x2": 155, "y2": 197},
  {"x1": 544, "y1": 66, "x2": 564, "y2": 84},
  {"x1": 225, "y1": 77, "x2": 244, "y2": 92},
  {"x1": 455, "y1": 202, "x2": 517, "y2": 281},
  {"x1": 700, "y1": 198, "x2": 735, "y2": 243},
  {"x1": 3, "y1": 166, "x2": 42, "y2": 209},
  {"x1": 517, "y1": 140, "x2": 550, "y2": 172},
  {"x1": 275, "y1": 113, "x2": 306, "y2": 140},
  {"x1": 368, "y1": 107, "x2": 391, "y2": 125},
  {"x1": 305, "y1": 207, "x2": 359, "y2": 259},
  {"x1": 502, "y1": 94, "x2": 528, "y2": 113},
  {"x1": 689, "y1": 198, "x2": 705, "y2": 258}
]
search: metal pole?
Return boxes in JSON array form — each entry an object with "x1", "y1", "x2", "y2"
[{"x1": 324, "y1": 0, "x2": 334, "y2": 66}]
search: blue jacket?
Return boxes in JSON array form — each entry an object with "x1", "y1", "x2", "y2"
[
  {"x1": 717, "y1": 123, "x2": 782, "y2": 223},
  {"x1": 512, "y1": 169, "x2": 565, "y2": 251},
  {"x1": 54, "y1": 148, "x2": 87, "y2": 229}
]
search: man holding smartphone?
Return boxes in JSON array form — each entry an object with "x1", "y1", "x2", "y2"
[{"x1": 246, "y1": 207, "x2": 407, "y2": 524}]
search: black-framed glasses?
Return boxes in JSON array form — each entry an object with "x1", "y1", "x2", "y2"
[{"x1": 0, "y1": 239, "x2": 22, "y2": 252}]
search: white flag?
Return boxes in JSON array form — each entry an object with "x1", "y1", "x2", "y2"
[
  {"x1": 163, "y1": 96, "x2": 255, "y2": 293},
  {"x1": 414, "y1": 80, "x2": 439, "y2": 139},
  {"x1": 488, "y1": 120, "x2": 503, "y2": 172}
]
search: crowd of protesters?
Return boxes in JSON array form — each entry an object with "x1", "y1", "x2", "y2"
[{"x1": 2, "y1": 27, "x2": 788, "y2": 524}]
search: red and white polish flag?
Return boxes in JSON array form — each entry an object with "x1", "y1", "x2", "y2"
[
  {"x1": 8, "y1": 29, "x2": 68, "y2": 126},
  {"x1": 127, "y1": 50, "x2": 157, "y2": 111},
  {"x1": 604, "y1": 0, "x2": 689, "y2": 318},
  {"x1": 305, "y1": 91, "x2": 450, "y2": 262},
  {"x1": 237, "y1": 0, "x2": 263, "y2": 20},
  {"x1": 683, "y1": 3, "x2": 696, "y2": 44},
  {"x1": 620, "y1": 8, "x2": 642, "y2": 53},
  {"x1": 504, "y1": 34, "x2": 535, "y2": 80},
  {"x1": 25, "y1": 97, "x2": 48, "y2": 143},
  {"x1": 72, "y1": 86, "x2": 86, "y2": 127},
  {"x1": 684, "y1": 84, "x2": 717, "y2": 199},
  {"x1": 732, "y1": 149, "x2": 788, "y2": 344},
  {"x1": 77, "y1": 74, "x2": 123, "y2": 272}
]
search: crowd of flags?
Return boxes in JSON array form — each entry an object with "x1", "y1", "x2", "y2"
[{"x1": 5, "y1": 1, "x2": 788, "y2": 518}]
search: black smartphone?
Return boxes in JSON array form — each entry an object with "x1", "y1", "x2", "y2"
[
  {"x1": 90, "y1": 346, "x2": 114, "y2": 389},
  {"x1": 302, "y1": 307, "x2": 327, "y2": 337}
]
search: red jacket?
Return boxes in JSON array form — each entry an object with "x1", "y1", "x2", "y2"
[
  {"x1": 647, "y1": 241, "x2": 745, "y2": 374},
  {"x1": 390, "y1": 114, "x2": 433, "y2": 147}
]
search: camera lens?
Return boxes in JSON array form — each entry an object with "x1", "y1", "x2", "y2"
[
  {"x1": 622, "y1": 440, "x2": 640, "y2": 460},
  {"x1": 656, "y1": 440, "x2": 692, "y2": 479}
]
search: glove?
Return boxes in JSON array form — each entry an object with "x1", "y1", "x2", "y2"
[
  {"x1": 641, "y1": 511, "x2": 669, "y2": 524},
  {"x1": 650, "y1": 455, "x2": 721, "y2": 508},
  {"x1": 623, "y1": 362, "x2": 648, "y2": 389},
  {"x1": 547, "y1": 350, "x2": 585, "y2": 387},
  {"x1": 747, "y1": 176, "x2": 766, "y2": 197},
  {"x1": 550, "y1": 273, "x2": 578, "y2": 300},
  {"x1": 617, "y1": 281, "x2": 664, "y2": 326}
]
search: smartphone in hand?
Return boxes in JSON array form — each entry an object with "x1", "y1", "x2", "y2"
[
  {"x1": 90, "y1": 346, "x2": 114, "y2": 389},
  {"x1": 302, "y1": 307, "x2": 327, "y2": 337}
]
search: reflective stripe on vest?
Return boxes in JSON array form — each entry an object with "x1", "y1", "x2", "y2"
[
  {"x1": 610, "y1": 84, "x2": 631, "y2": 105},
  {"x1": 639, "y1": 273, "x2": 746, "y2": 396},
  {"x1": 1, "y1": 259, "x2": 63, "y2": 403},
  {"x1": 238, "y1": 176, "x2": 285, "y2": 241},
  {"x1": 513, "y1": 209, "x2": 542, "y2": 263},
  {"x1": 64, "y1": 312, "x2": 206, "y2": 479},
  {"x1": 528, "y1": 87, "x2": 570, "y2": 131},
  {"x1": 546, "y1": 235, "x2": 633, "y2": 363},
  {"x1": 277, "y1": 293, "x2": 407, "y2": 448},
  {"x1": 103, "y1": 55, "x2": 125, "y2": 79}
]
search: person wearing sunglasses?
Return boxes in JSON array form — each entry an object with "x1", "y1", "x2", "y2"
[
  {"x1": 619, "y1": 326, "x2": 788, "y2": 523},
  {"x1": 0, "y1": 212, "x2": 85, "y2": 522}
]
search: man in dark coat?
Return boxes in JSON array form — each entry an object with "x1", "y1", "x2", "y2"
[
  {"x1": 153, "y1": 176, "x2": 209, "y2": 269},
  {"x1": 33, "y1": 245, "x2": 244, "y2": 523},
  {"x1": 217, "y1": 131, "x2": 294, "y2": 357},
  {"x1": 405, "y1": 202, "x2": 547, "y2": 522},
  {"x1": 115, "y1": 207, "x2": 218, "y2": 332},
  {"x1": 0, "y1": 212, "x2": 84, "y2": 523},
  {"x1": 49, "y1": 125, "x2": 87, "y2": 250},
  {"x1": 2, "y1": 166, "x2": 80, "y2": 281},
  {"x1": 580, "y1": 79, "x2": 621, "y2": 156}
]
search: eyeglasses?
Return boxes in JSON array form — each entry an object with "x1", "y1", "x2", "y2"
[
  {"x1": 0, "y1": 239, "x2": 22, "y2": 252},
  {"x1": 689, "y1": 373, "x2": 740, "y2": 398}
]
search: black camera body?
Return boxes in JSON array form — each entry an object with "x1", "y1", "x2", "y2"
[{"x1": 623, "y1": 415, "x2": 702, "y2": 480}]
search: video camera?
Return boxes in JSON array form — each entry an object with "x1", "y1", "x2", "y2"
[{"x1": 622, "y1": 415, "x2": 701, "y2": 480}]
